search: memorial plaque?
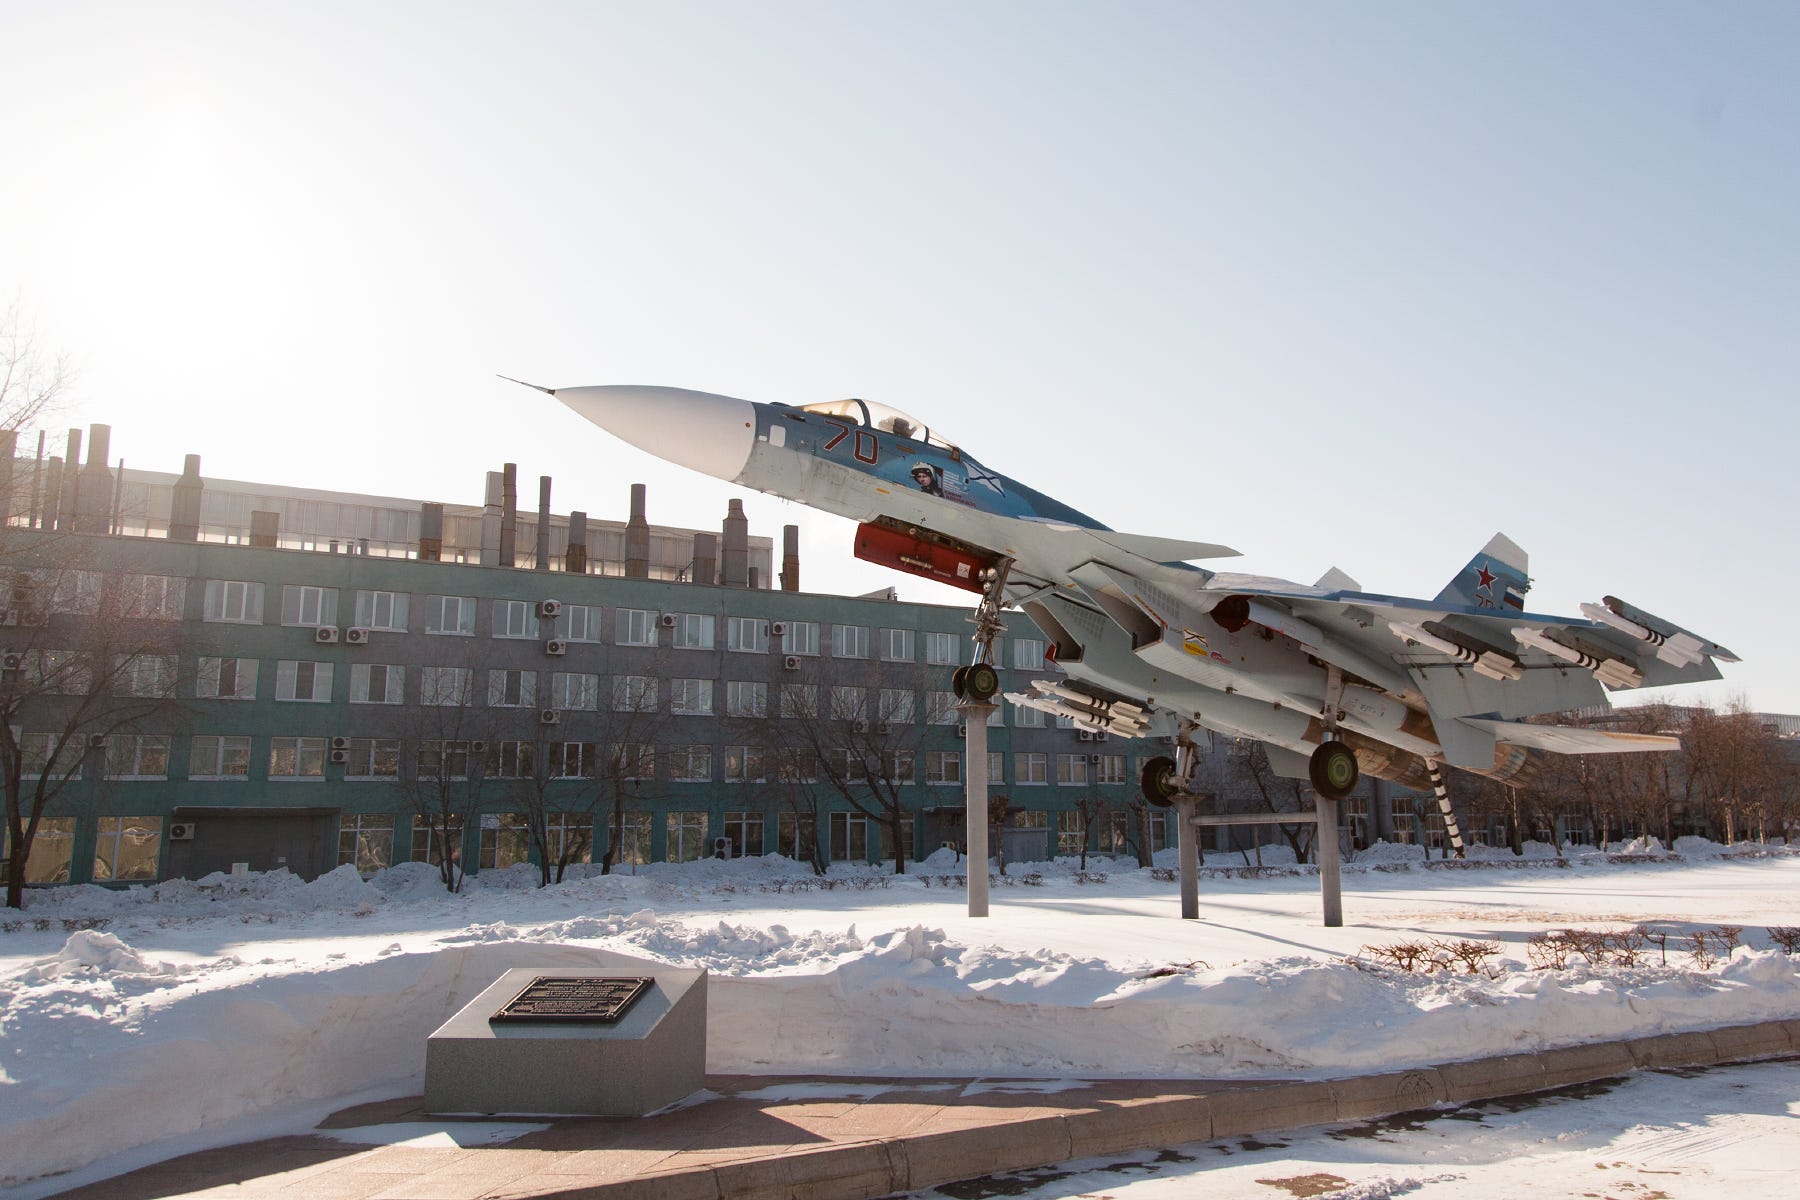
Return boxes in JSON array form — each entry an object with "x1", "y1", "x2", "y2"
[{"x1": 490, "y1": 975, "x2": 653, "y2": 1024}]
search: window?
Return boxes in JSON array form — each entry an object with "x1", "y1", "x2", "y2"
[
  {"x1": 419, "y1": 666, "x2": 474, "y2": 706},
  {"x1": 196, "y1": 657, "x2": 258, "y2": 700},
  {"x1": 613, "y1": 742, "x2": 656, "y2": 781},
  {"x1": 830, "y1": 812, "x2": 873, "y2": 863},
  {"x1": 773, "y1": 747, "x2": 819, "y2": 784},
  {"x1": 778, "y1": 683, "x2": 817, "y2": 719},
  {"x1": 1016, "y1": 752, "x2": 1048, "y2": 785},
  {"x1": 487, "y1": 668, "x2": 537, "y2": 707},
  {"x1": 612, "y1": 675, "x2": 658, "y2": 713},
  {"x1": 725, "y1": 680, "x2": 767, "y2": 718},
  {"x1": 353, "y1": 590, "x2": 409, "y2": 631},
  {"x1": 986, "y1": 750, "x2": 1005, "y2": 783},
  {"x1": 723, "y1": 745, "x2": 766, "y2": 783},
  {"x1": 1014, "y1": 702, "x2": 1045, "y2": 728},
  {"x1": 833, "y1": 625, "x2": 870, "y2": 659},
  {"x1": 488, "y1": 741, "x2": 536, "y2": 778},
  {"x1": 275, "y1": 660, "x2": 335, "y2": 702},
  {"x1": 549, "y1": 671, "x2": 600, "y2": 710},
  {"x1": 492, "y1": 599, "x2": 541, "y2": 639},
  {"x1": 50, "y1": 570, "x2": 101, "y2": 614},
  {"x1": 608, "y1": 812, "x2": 652, "y2": 866},
  {"x1": 344, "y1": 738, "x2": 401, "y2": 779},
  {"x1": 280, "y1": 585, "x2": 339, "y2": 627},
  {"x1": 121, "y1": 573, "x2": 185, "y2": 620},
  {"x1": 1057, "y1": 810, "x2": 1087, "y2": 856},
  {"x1": 667, "y1": 745, "x2": 712, "y2": 782},
  {"x1": 560, "y1": 604, "x2": 602, "y2": 642},
  {"x1": 886, "y1": 750, "x2": 917, "y2": 784},
  {"x1": 926, "y1": 751, "x2": 962, "y2": 785},
  {"x1": 412, "y1": 815, "x2": 464, "y2": 868},
  {"x1": 669, "y1": 612, "x2": 715, "y2": 650},
  {"x1": 417, "y1": 740, "x2": 473, "y2": 781},
  {"x1": 782, "y1": 621, "x2": 820, "y2": 656},
  {"x1": 190, "y1": 735, "x2": 251, "y2": 779},
  {"x1": 1096, "y1": 754, "x2": 1127, "y2": 785},
  {"x1": 106, "y1": 735, "x2": 170, "y2": 779},
  {"x1": 829, "y1": 686, "x2": 865, "y2": 721},
  {"x1": 29, "y1": 649, "x2": 91, "y2": 694},
  {"x1": 826, "y1": 747, "x2": 869, "y2": 782},
  {"x1": 726, "y1": 616, "x2": 768, "y2": 653},
  {"x1": 350, "y1": 664, "x2": 404, "y2": 704},
  {"x1": 666, "y1": 811, "x2": 708, "y2": 862},
  {"x1": 778, "y1": 812, "x2": 817, "y2": 863},
  {"x1": 1056, "y1": 753, "x2": 1089, "y2": 786},
  {"x1": 616, "y1": 608, "x2": 656, "y2": 646},
  {"x1": 1, "y1": 817, "x2": 73, "y2": 884},
  {"x1": 424, "y1": 594, "x2": 475, "y2": 635},
  {"x1": 671, "y1": 678, "x2": 714, "y2": 716},
  {"x1": 546, "y1": 741, "x2": 598, "y2": 777},
  {"x1": 541, "y1": 814, "x2": 593, "y2": 866},
  {"x1": 1012, "y1": 638, "x2": 1045, "y2": 671},
  {"x1": 94, "y1": 817, "x2": 160, "y2": 881},
  {"x1": 880, "y1": 628, "x2": 914, "y2": 662},
  {"x1": 923, "y1": 631, "x2": 959, "y2": 665},
  {"x1": 927, "y1": 691, "x2": 959, "y2": 724},
  {"x1": 114, "y1": 654, "x2": 177, "y2": 698},
  {"x1": 270, "y1": 736, "x2": 327, "y2": 779},
  {"x1": 338, "y1": 814, "x2": 395, "y2": 874},
  {"x1": 480, "y1": 813, "x2": 532, "y2": 869},
  {"x1": 878, "y1": 689, "x2": 915, "y2": 725},
  {"x1": 202, "y1": 580, "x2": 263, "y2": 624},
  {"x1": 724, "y1": 811, "x2": 764, "y2": 857}
]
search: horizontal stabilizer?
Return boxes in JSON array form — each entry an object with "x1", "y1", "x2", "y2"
[
  {"x1": 1436, "y1": 532, "x2": 1530, "y2": 611},
  {"x1": 1460, "y1": 717, "x2": 1679, "y2": 755},
  {"x1": 1090, "y1": 530, "x2": 1240, "y2": 563}
]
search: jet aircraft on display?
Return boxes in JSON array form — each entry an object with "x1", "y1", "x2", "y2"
[{"x1": 524, "y1": 381, "x2": 1737, "y2": 812}]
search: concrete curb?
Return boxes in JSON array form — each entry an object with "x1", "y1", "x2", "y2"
[{"x1": 633, "y1": 1019, "x2": 1799, "y2": 1200}]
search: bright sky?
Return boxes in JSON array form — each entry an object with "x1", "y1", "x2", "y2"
[{"x1": 2, "y1": 2, "x2": 1794, "y2": 712}]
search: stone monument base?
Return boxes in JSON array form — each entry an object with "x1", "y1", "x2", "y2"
[{"x1": 424, "y1": 963, "x2": 706, "y2": 1116}]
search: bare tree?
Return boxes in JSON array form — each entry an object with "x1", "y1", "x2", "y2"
[
  {"x1": 1231, "y1": 740, "x2": 1314, "y2": 865},
  {"x1": 1068, "y1": 792, "x2": 1108, "y2": 870},
  {"x1": 2, "y1": 561, "x2": 183, "y2": 907},
  {"x1": 393, "y1": 654, "x2": 499, "y2": 892},
  {"x1": 1, "y1": 304, "x2": 72, "y2": 437}
]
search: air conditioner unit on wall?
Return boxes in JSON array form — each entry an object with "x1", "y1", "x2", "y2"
[
  {"x1": 168, "y1": 822, "x2": 195, "y2": 841},
  {"x1": 783, "y1": 655, "x2": 800, "y2": 670},
  {"x1": 1088, "y1": 753, "x2": 1103, "y2": 765},
  {"x1": 538, "y1": 599, "x2": 562, "y2": 619},
  {"x1": 19, "y1": 609, "x2": 46, "y2": 627},
  {"x1": 539, "y1": 708, "x2": 561, "y2": 725},
  {"x1": 770, "y1": 621, "x2": 788, "y2": 636},
  {"x1": 1078, "y1": 729, "x2": 1096, "y2": 742},
  {"x1": 86, "y1": 733, "x2": 108, "y2": 749},
  {"x1": 1, "y1": 651, "x2": 22, "y2": 671},
  {"x1": 314, "y1": 627, "x2": 339, "y2": 644},
  {"x1": 659, "y1": 613, "x2": 677, "y2": 628},
  {"x1": 469, "y1": 740, "x2": 489, "y2": 753},
  {"x1": 544, "y1": 638, "x2": 567, "y2": 656},
  {"x1": 330, "y1": 736, "x2": 352, "y2": 751},
  {"x1": 956, "y1": 723, "x2": 967, "y2": 739},
  {"x1": 329, "y1": 749, "x2": 349, "y2": 765},
  {"x1": 344, "y1": 627, "x2": 371, "y2": 645},
  {"x1": 851, "y1": 719, "x2": 869, "y2": 733}
]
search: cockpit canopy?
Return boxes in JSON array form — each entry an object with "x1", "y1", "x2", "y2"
[{"x1": 797, "y1": 398, "x2": 958, "y2": 451}]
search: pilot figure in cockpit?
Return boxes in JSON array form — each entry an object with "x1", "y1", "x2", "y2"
[{"x1": 911, "y1": 464, "x2": 944, "y2": 496}]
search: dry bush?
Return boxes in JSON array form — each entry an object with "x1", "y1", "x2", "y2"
[
  {"x1": 1766, "y1": 926, "x2": 1800, "y2": 954},
  {"x1": 1526, "y1": 927, "x2": 1646, "y2": 970},
  {"x1": 1359, "y1": 938, "x2": 1502, "y2": 977}
]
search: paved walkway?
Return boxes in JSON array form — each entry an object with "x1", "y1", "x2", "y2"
[{"x1": 42, "y1": 1020, "x2": 1798, "y2": 1200}]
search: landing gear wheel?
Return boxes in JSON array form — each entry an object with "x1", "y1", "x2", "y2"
[
  {"x1": 963, "y1": 662, "x2": 1000, "y2": 703},
  {"x1": 1140, "y1": 755, "x2": 1180, "y2": 809},
  {"x1": 1309, "y1": 740, "x2": 1359, "y2": 801},
  {"x1": 951, "y1": 665, "x2": 969, "y2": 699}
]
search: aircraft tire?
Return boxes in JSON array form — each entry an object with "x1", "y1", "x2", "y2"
[
  {"x1": 1309, "y1": 740, "x2": 1359, "y2": 801},
  {"x1": 1141, "y1": 755, "x2": 1179, "y2": 809},
  {"x1": 951, "y1": 665, "x2": 969, "y2": 699},
  {"x1": 964, "y1": 662, "x2": 1000, "y2": 703}
]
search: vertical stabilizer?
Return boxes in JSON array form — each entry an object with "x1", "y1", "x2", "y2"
[{"x1": 1435, "y1": 532, "x2": 1530, "y2": 611}]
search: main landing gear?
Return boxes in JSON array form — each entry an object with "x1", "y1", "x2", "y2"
[
  {"x1": 1309, "y1": 663, "x2": 1359, "y2": 802},
  {"x1": 1139, "y1": 723, "x2": 1204, "y2": 808}
]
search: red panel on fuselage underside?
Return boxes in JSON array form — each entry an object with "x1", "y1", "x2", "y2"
[{"x1": 854, "y1": 522, "x2": 994, "y2": 594}]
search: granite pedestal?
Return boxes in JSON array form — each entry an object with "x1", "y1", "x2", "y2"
[{"x1": 424, "y1": 963, "x2": 707, "y2": 1116}]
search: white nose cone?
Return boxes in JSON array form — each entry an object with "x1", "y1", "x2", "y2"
[{"x1": 556, "y1": 385, "x2": 757, "y2": 483}]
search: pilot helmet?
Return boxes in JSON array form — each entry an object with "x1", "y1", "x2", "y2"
[{"x1": 911, "y1": 465, "x2": 935, "y2": 481}]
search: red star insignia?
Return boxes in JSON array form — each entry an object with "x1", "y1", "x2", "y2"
[{"x1": 1474, "y1": 562, "x2": 1497, "y2": 593}]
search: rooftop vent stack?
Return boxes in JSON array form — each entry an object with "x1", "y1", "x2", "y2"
[
  {"x1": 480, "y1": 471, "x2": 503, "y2": 566},
  {"x1": 566, "y1": 510, "x2": 588, "y2": 574},
  {"x1": 250, "y1": 510, "x2": 280, "y2": 548},
  {"x1": 748, "y1": 566, "x2": 760, "y2": 590},
  {"x1": 0, "y1": 429, "x2": 16, "y2": 526},
  {"x1": 168, "y1": 454, "x2": 203, "y2": 541},
  {"x1": 625, "y1": 483, "x2": 650, "y2": 578},
  {"x1": 42, "y1": 456, "x2": 63, "y2": 532},
  {"x1": 692, "y1": 533, "x2": 717, "y2": 587},
  {"x1": 535, "y1": 475, "x2": 552, "y2": 571},
  {"x1": 56, "y1": 429, "x2": 81, "y2": 531},
  {"x1": 781, "y1": 524, "x2": 800, "y2": 593},
  {"x1": 27, "y1": 430, "x2": 45, "y2": 529},
  {"x1": 419, "y1": 502, "x2": 444, "y2": 561},
  {"x1": 74, "y1": 423, "x2": 113, "y2": 534},
  {"x1": 499, "y1": 462, "x2": 518, "y2": 567},
  {"x1": 721, "y1": 498, "x2": 749, "y2": 588}
]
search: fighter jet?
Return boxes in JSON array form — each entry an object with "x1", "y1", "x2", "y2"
[{"x1": 527, "y1": 381, "x2": 1738, "y2": 811}]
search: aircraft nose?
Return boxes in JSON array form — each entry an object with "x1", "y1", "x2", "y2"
[{"x1": 554, "y1": 385, "x2": 757, "y2": 483}]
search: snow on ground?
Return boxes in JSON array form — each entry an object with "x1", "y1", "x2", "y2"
[{"x1": 2, "y1": 841, "x2": 1798, "y2": 1197}]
